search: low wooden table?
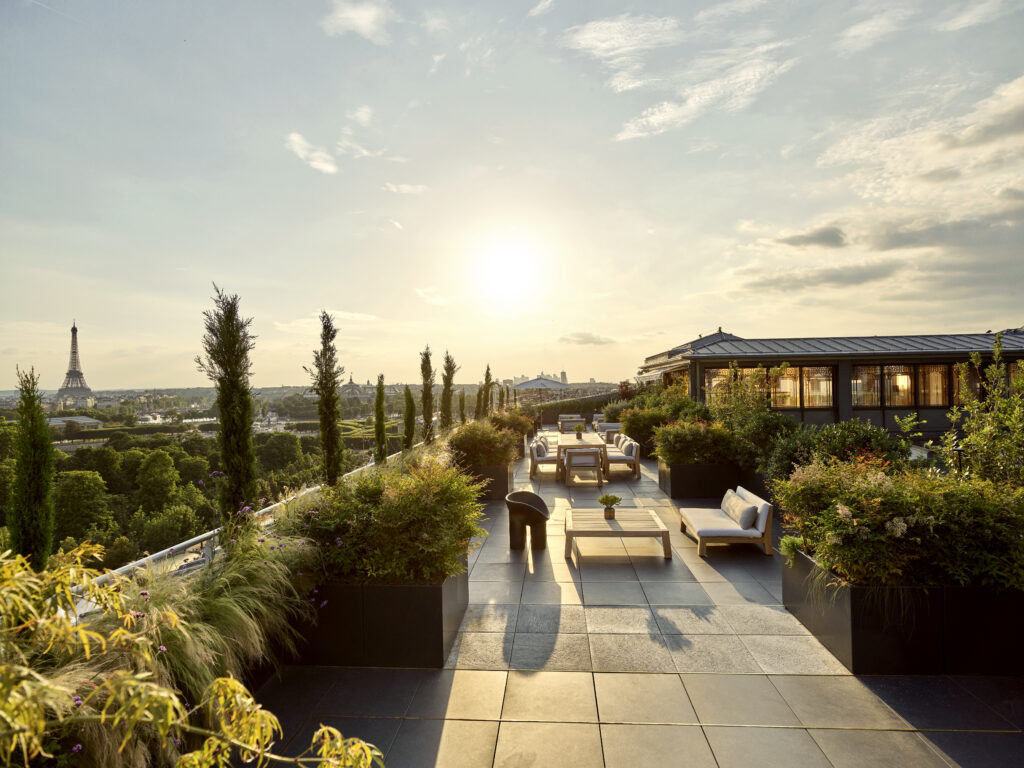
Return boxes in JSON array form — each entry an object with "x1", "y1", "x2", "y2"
[{"x1": 564, "y1": 509, "x2": 672, "y2": 559}]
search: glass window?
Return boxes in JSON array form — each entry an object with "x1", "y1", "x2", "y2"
[
  {"x1": 884, "y1": 365, "x2": 914, "y2": 407},
  {"x1": 917, "y1": 364, "x2": 949, "y2": 407},
  {"x1": 953, "y1": 364, "x2": 983, "y2": 405},
  {"x1": 703, "y1": 368, "x2": 730, "y2": 405},
  {"x1": 771, "y1": 367, "x2": 800, "y2": 409},
  {"x1": 852, "y1": 365, "x2": 881, "y2": 407},
  {"x1": 802, "y1": 366, "x2": 834, "y2": 408}
]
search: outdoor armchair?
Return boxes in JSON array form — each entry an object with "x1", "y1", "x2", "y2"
[
  {"x1": 505, "y1": 491, "x2": 551, "y2": 550},
  {"x1": 563, "y1": 447, "x2": 603, "y2": 487},
  {"x1": 529, "y1": 440, "x2": 558, "y2": 480}
]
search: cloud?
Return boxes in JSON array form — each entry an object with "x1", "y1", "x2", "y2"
[
  {"x1": 346, "y1": 105, "x2": 373, "y2": 126},
  {"x1": 917, "y1": 167, "x2": 962, "y2": 182},
  {"x1": 867, "y1": 208, "x2": 1023, "y2": 251},
  {"x1": 429, "y1": 53, "x2": 446, "y2": 74},
  {"x1": 422, "y1": 10, "x2": 448, "y2": 34},
  {"x1": 273, "y1": 310, "x2": 377, "y2": 334},
  {"x1": 562, "y1": 14, "x2": 683, "y2": 92},
  {"x1": 284, "y1": 133, "x2": 338, "y2": 174},
  {"x1": 382, "y1": 182, "x2": 427, "y2": 194},
  {"x1": 616, "y1": 42, "x2": 797, "y2": 139},
  {"x1": 388, "y1": 219, "x2": 404, "y2": 230},
  {"x1": 776, "y1": 226, "x2": 848, "y2": 248},
  {"x1": 528, "y1": 0, "x2": 554, "y2": 18},
  {"x1": 559, "y1": 331, "x2": 615, "y2": 345},
  {"x1": 939, "y1": 75, "x2": 1024, "y2": 149},
  {"x1": 415, "y1": 287, "x2": 451, "y2": 306},
  {"x1": 694, "y1": 0, "x2": 767, "y2": 26},
  {"x1": 997, "y1": 186, "x2": 1024, "y2": 200},
  {"x1": 835, "y1": 7, "x2": 913, "y2": 56},
  {"x1": 745, "y1": 260, "x2": 904, "y2": 291},
  {"x1": 320, "y1": 0, "x2": 398, "y2": 45},
  {"x1": 935, "y1": 0, "x2": 1020, "y2": 32}
]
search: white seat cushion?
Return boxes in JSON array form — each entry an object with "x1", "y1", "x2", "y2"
[{"x1": 680, "y1": 507, "x2": 762, "y2": 538}]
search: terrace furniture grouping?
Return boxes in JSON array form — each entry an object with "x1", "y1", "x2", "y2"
[
  {"x1": 678, "y1": 485, "x2": 774, "y2": 556},
  {"x1": 557, "y1": 414, "x2": 586, "y2": 433},
  {"x1": 565, "y1": 508, "x2": 672, "y2": 559}
]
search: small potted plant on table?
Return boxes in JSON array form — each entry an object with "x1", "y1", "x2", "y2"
[
  {"x1": 574, "y1": 424, "x2": 585, "y2": 440},
  {"x1": 598, "y1": 493, "x2": 622, "y2": 520}
]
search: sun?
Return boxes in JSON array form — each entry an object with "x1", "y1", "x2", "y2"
[{"x1": 471, "y1": 229, "x2": 546, "y2": 313}]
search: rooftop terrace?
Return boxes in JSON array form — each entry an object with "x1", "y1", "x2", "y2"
[{"x1": 255, "y1": 427, "x2": 1024, "y2": 767}]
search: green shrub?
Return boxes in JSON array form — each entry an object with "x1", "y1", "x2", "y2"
[
  {"x1": 621, "y1": 406, "x2": 670, "y2": 451},
  {"x1": 488, "y1": 408, "x2": 533, "y2": 436},
  {"x1": 288, "y1": 451, "x2": 486, "y2": 584},
  {"x1": 813, "y1": 418, "x2": 911, "y2": 466},
  {"x1": 103, "y1": 535, "x2": 137, "y2": 569},
  {"x1": 447, "y1": 420, "x2": 518, "y2": 467},
  {"x1": 763, "y1": 423, "x2": 819, "y2": 481},
  {"x1": 774, "y1": 459, "x2": 1024, "y2": 588},
  {"x1": 654, "y1": 420, "x2": 736, "y2": 465},
  {"x1": 600, "y1": 399, "x2": 629, "y2": 422},
  {"x1": 132, "y1": 503, "x2": 201, "y2": 554}
]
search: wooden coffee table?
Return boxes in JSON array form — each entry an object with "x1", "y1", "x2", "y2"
[{"x1": 564, "y1": 509, "x2": 672, "y2": 559}]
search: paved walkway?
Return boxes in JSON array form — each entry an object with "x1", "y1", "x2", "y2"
[{"x1": 256, "y1": 433, "x2": 1024, "y2": 767}]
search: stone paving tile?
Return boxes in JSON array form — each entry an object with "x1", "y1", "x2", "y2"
[
  {"x1": 681, "y1": 674, "x2": 801, "y2": 726},
  {"x1": 405, "y1": 670, "x2": 508, "y2": 720},
  {"x1": 641, "y1": 581, "x2": 713, "y2": 605},
  {"x1": 665, "y1": 634, "x2": 763, "y2": 674},
  {"x1": 701, "y1": 580, "x2": 780, "y2": 606},
  {"x1": 445, "y1": 632, "x2": 513, "y2": 670},
  {"x1": 653, "y1": 605, "x2": 735, "y2": 635},
  {"x1": 581, "y1": 581, "x2": 648, "y2": 605},
  {"x1": 509, "y1": 633, "x2": 593, "y2": 671},
  {"x1": 588, "y1": 633, "x2": 677, "y2": 673},
  {"x1": 500, "y1": 671, "x2": 598, "y2": 723},
  {"x1": 951, "y1": 675, "x2": 1024, "y2": 729},
  {"x1": 629, "y1": 557, "x2": 698, "y2": 581},
  {"x1": 386, "y1": 719, "x2": 499, "y2": 768},
  {"x1": 703, "y1": 726, "x2": 832, "y2": 768},
  {"x1": 522, "y1": 559, "x2": 581, "y2": 582},
  {"x1": 740, "y1": 635, "x2": 850, "y2": 675},
  {"x1": 520, "y1": 580, "x2": 583, "y2": 605},
  {"x1": 809, "y1": 729, "x2": 950, "y2": 768},
  {"x1": 770, "y1": 675, "x2": 909, "y2": 729},
  {"x1": 515, "y1": 604, "x2": 587, "y2": 633},
  {"x1": 255, "y1": 667, "x2": 336, "y2": 741},
  {"x1": 584, "y1": 605, "x2": 659, "y2": 634},
  {"x1": 492, "y1": 722, "x2": 604, "y2": 768},
  {"x1": 282, "y1": 716, "x2": 401, "y2": 759},
  {"x1": 601, "y1": 724, "x2": 717, "y2": 768},
  {"x1": 468, "y1": 581, "x2": 523, "y2": 605},
  {"x1": 859, "y1": 676, "x2": 1020, "y2": 731},
  {"x1": 718, "y1": 604, "x2": 809, "y2": 635},
  {"x1": 459, "y1": 604, "x2": 519, "y2": 633},
  {"x1": 594, "y1": 673, "x2": 697, "y2": 724},
  {"x1": 921, "y1": 732, "x2": 1024, "y2": 768},
  {"x1": 577, "y1": 558, "x2": 639, "y2": 582},
  {"x1": 317, "y1": 668, "x2": 428, "y2": 717},
  {"x1": 469, "y1": 561, "x2": 528, "y2": 581}
]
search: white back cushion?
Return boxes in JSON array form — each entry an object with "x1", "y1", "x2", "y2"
[
  {"x1": 721, "y1": 489, "x2": 758, "y2": 529},
  {"x1": 735, "y1": 485, "x2": 772, "y2": 534}
]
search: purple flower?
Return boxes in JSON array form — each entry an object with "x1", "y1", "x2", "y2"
[
  {"x1": 72, "y1": 744, "x2": 83, "y2": 753},
  {"x1": 258, "y1": 538, "x2": 265, "y2": 543},
  {"x1": 269, "y1": 546, "x2": 275, "y2": 551},
  {"x1": 229, "y1": 538, "x2": 236, "y2": 544},
  {"x1": 319, "y1": 600, "x2": 328, "y2": 608},
  {"x1": 198, "y1": 480, "x2": 204, "y2": 487},
  {"x1": 158, "y1": 645, "x2": 167, "y2": 652}
]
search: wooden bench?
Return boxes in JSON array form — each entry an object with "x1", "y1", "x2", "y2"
[{"x1": 564, "y1": 509, "x2": 672, "y2": 559}]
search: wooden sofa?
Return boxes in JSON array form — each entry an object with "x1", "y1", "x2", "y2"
[{"x1": 678, "y1": 486, "x2": 773, "y2": 556}]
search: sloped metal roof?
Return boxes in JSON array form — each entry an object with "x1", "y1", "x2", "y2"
[
  {"x1": 512, "y1": 377, "x2": 568, "y2": 390},
  {"x1": 677, "y1": 332, "x2": 1024, "y2": 359}
]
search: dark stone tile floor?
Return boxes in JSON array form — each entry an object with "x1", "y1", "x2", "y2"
[{"x1": 256, "y1": 440, "x2": 1024, "y2": 767}]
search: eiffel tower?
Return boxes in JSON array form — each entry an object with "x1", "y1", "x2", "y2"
[{"x1": 56, "y1": 320, "x2": 93, "y2": 406}]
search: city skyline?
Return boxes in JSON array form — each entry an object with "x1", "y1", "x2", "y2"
[{"x1": 2, "y1": 1, "x2": 1022, "y2": 389}]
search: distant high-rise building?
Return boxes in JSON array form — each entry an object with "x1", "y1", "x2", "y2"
[
  {"x1": 560, "y1": 370, "x2": 568, "y2": 385},
  {"x1": 56, "y1": 321, "x2": 94, "y2": 407}
]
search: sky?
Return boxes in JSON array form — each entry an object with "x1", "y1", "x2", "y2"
[{"x1": 1, "y1": 0, "x2": 1022, "y2": 390}]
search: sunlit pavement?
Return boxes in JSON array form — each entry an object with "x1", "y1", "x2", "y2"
[{"x1": 257, "y1": 428, "x2": 1024, "y2": 767}]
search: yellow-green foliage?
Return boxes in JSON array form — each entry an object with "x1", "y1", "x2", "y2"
[{"x1": 0, "y1": 545, "x2": 382, "y2": 767}]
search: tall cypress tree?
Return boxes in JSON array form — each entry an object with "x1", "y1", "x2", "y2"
[
  {"x1": 481, "y1": 364, "x2": 493, "y2": 417},
  {"x1": 498, "y1": 384, "x2": 505, "y2": 410},
  {"x1": 10, "y1": 367, "x2": 54, "y2": 570},
  {"x1": 439, "y1": 351, "x2": 459, "y2": 431},
  {"x1": 474, "y1": 389, "x2": 483, "y2": 419},
  {"x1": 459, "y1": 390, "x2": 467, "y2": 423},
  {"x1": 305, "y1": 311, "x2": 344, "y2": 485},
  {"x1": 374, "y1": 374, "x2": 387, "y2": 463},
  {"x1": 195, "y1": 286, "x2": 257, "y2": 534},
  {"x1": 421, "y1": 346, "x2": 435, "y2": 444},
  {"x1": 403, "y1": 385, "x2": 416, "y2": 450}
]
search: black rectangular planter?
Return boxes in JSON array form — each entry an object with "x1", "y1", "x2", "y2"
[
  {"x1": 783, "y1": 549, "x2": 943, "y2": 674},
  {"x1": 470, "y1": 463, "x2": 513, "y2": 501},
  {"x1": 297, "y1": 569, "x2": 468, "y2": 668},
  {"x1": 658, "y1": 461, "x2": 739, "y2": 499},
  {"x1": 943, "y1": 586, "x2": 1024, "y2": 674}
]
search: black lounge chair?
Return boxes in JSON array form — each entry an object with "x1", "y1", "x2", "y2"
[{"x1": 504, "y1": 491, "x2": 551, "y2": 550}]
